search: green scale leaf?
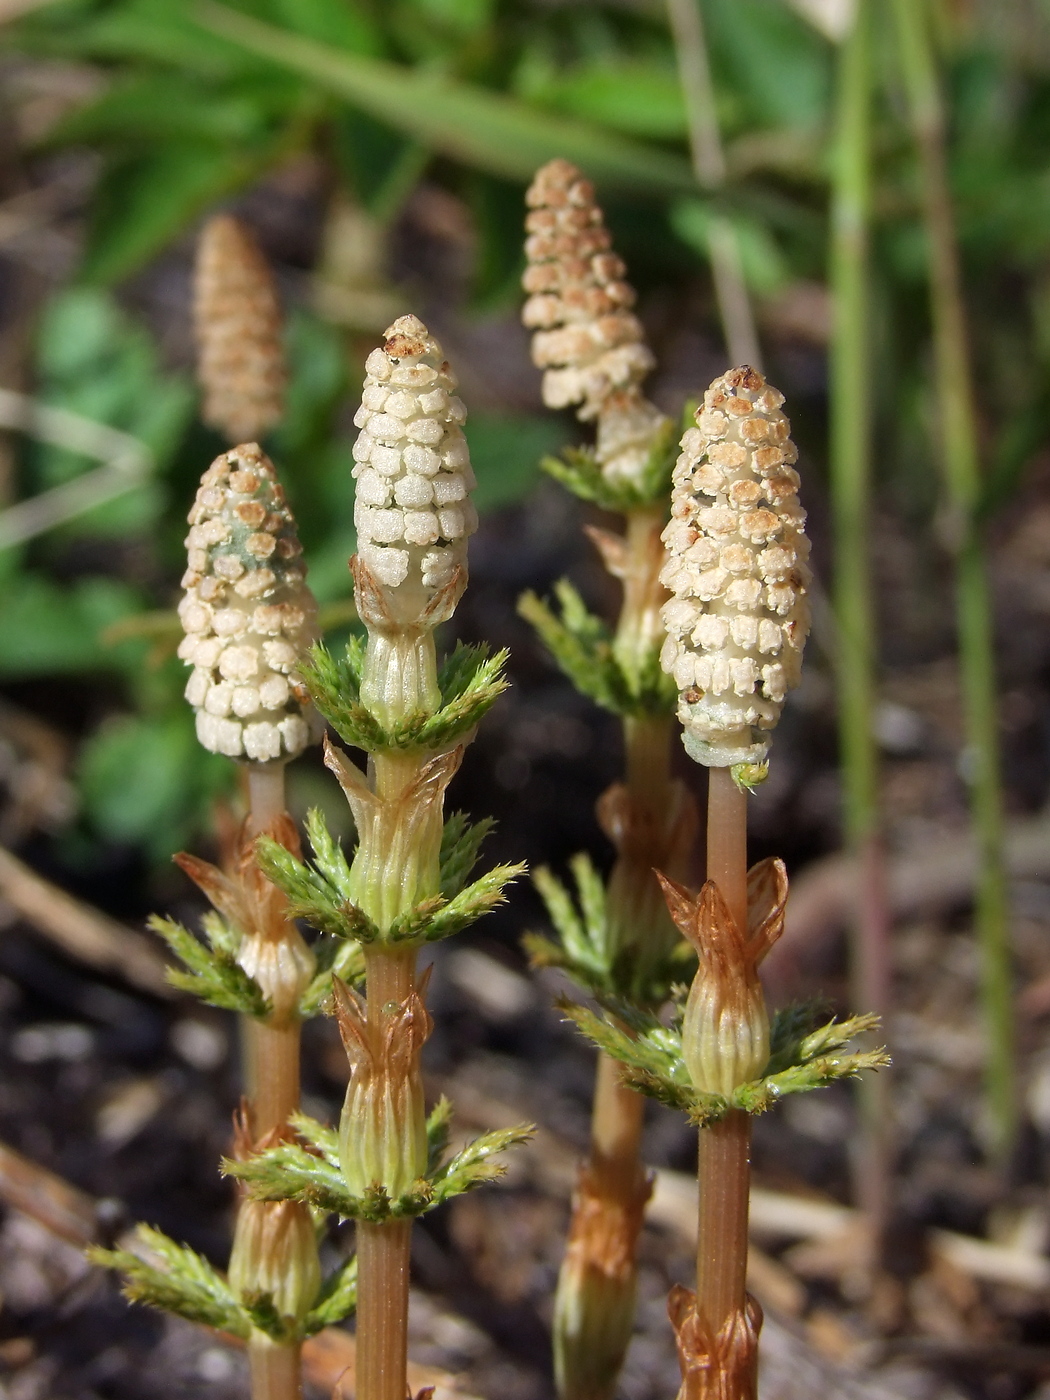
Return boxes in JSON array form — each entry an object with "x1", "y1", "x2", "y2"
[{"x1": 525, "y1": 855, "x2": 695, "y2": 1005}]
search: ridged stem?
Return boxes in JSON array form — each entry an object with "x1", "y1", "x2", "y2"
[
  {"x1": 892, "y1": 0, "x2": 1014, "y2": 1155},
  {"x1": 666, "y1": 0, "x2": 762, "y2": 369},
  {"x1": 245, "y1": 1020, "x2": 301, "y2": 1141},
  {"x1": 355, "y1": 1219, "x2": 412, "y2": 1400},
  {"x1": 829, "y1": 0, "x2": 892, "y2": 1254},
  {"x1": 696, "y1": 1110, "x2": 751, "y2": 1338},
  {"x1": 241, "y1": 760, "x2": 304, "y2": 1400},
  {"x1": 247, "y1": 1336, "x2": 302, "y2": 1400}
]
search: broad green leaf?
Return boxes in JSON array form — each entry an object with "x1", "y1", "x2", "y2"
[
  {"x1": 80, "y1": 141, "x2": 268, "y2": 283},
  {"x1": 194, "y1": 2, "x2": 697, "y2": 194}
]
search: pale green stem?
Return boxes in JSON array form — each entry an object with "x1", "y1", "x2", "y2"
[
  {"x1": 829, "y1": 0, "x2": 892, "y2": 1252},
  {"x1": 666, "y1": 0, "x2": 762, "y2": 368},
  {"x1": 892, "y1": 0, "x2": 1014, "y2": 1156}
]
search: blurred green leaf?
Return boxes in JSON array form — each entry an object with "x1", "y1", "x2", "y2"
[
  {"x1": 464, "y1": 412, "x2": 564, "y2": 512},
  {"x1": 195, "y1": 2, "x2": 697, "y2": 193},
  {"x1": 79, "y1": 709, "x2": 231, "y2": 857},
  {"x1": 81, "y1": 141, "x2": 269, "y2": 283},
  {"x1": 0, "y1": 575, "x2": 142, "y2": 677},
  {"x1": 43, "y1": 73, "x2": 269, "y2": 146},
  {"x1": 21, "y1": 0, "x2": 256, "y2": 72},
  {"x1": 670, "y1": 197, "x2": 791, "y2": 296},
  {"x1": 406, "y1": 0, "x2": 495, "y2": 39},
  {"x1": 30, "y1": 288, "x2": 194, "y2": 530},
  {"x1": 267, "y1": 0, "x2": 382, "y2": 54},
  {"x1": 705, "y1": 0, "x2": 831, "y2": 132},
  {"x1": 519, "y1": 58, "x2": 688, "y2": 140}
]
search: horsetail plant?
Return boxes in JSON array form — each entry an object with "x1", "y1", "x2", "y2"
[
  {"x1": 94, "y1": 444, "x2": 363, "y2": 1400},
  {"x1": 231, "y1": 315, "x2": 531, "y2": 1400},
  {"x1": 518, "y1": 158, "x2": 698, "y2": 1400},
  {"x1": 567, "y1": 368, "x2": 887, "y2": 1400}
]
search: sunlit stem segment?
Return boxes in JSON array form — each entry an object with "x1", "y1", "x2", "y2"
[
  {"x1": 829, "y1": 0, "x2": 892, "y2": 1254},
  {"x1": 892, "y1": 0, "x2": 1014, "y2": 1155},
  {"x1": 696, "y1": 770, "x2": 752, "y2": 1388},
  {"x1": 666, "y1": 0, "x2": 762, "y2": 369}
]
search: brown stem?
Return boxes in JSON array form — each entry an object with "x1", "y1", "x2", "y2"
[
  {"x1": 240, "y1": 759, "x2": 306, "y2": 1400},
  {"x1": 355, "y1": 1219, "x2": 412, "y2": 1400},
  {"x1": 354, "y1": 945, "x2": 418, "y2": 1400},
  {"x1": 247, "y1": 1335, "x2": 302, "y2": 1400},
  {"x1": 364, "y1": 945, "x2": 417, "y2": 1023},
  {"x1": 245, "y1": 1019, "x2": 300, "y2": 1140},
  {"x1": 247, "y1": 761, "x2": 288, "y2": 830},
  {"x1": 694, "y1": 767, "x2": 755, "y2": 1394},
  {"x1": 696, "y1": 1110, "x2": 751, "y2": 1334},
  {"x1": 590, "y1": 1052, "x2": 646, "y2": 1197}
]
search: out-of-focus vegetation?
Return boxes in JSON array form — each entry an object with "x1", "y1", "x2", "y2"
[{"x1": 1, "y1": 0, "x2": 1050, "y2": 867}]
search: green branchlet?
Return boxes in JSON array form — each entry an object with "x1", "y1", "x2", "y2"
[
  {"x1": 91, "y1": 1223, "x2": 357, "y2": 1342},
  {"x1": 256, "y1": 807, "x2": 524, "y2": 952},
  {"x1": 151, "y1": 898, "x2": 364, "y2": 1020},
  {"x1": 524, "y1": 855, "x2": 694, "y2": 1004},
  {"x1": 540, "y1": 414, "x2": 679, "y2": 511},
  {"x1": 562, "y1": 997, "x2": 889, "y2": 1126},
  {"x1": 302, "y1": 1254, "x2": 358, "y2": 1336},
  {"x1": 441, "y1": 811, "x2": 496, "y2": 898},
  {"x1": 518, "y1": 581, "x2": 675, "y2": 718},
  {"x1": 90, "y1": 1226, "x2": 250, "y2": 1338},
  {"x1": 223, "y1": 1107, "x2": 534, "y2": 1224},
  {"x1": 150, "y1": 913, "x2": 270, "y2": 1018},
  {"x1": 300, "y1": 637, "x2": 509, "y2": 755}
]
